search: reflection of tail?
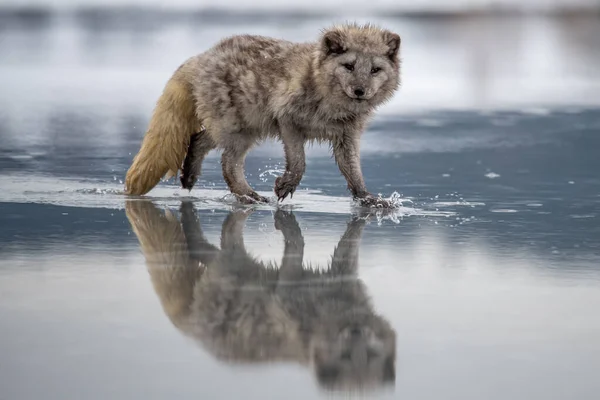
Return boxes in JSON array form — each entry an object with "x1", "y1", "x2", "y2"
[
  {"x1": 124, "y1": 69, "x2": 201, "y2": 196},
  {"x1": 125, "y1": 200, "x2": 206, "y2": 326}
]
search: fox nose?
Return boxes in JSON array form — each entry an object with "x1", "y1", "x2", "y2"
[
  {"x1": 354, "y1": 87, "x2": 365, "y2": 97},
  {"x1": 349, "y1": 326, "x2": 363, "y2": 337}
]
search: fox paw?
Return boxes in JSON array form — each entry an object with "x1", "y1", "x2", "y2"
[
  {"x1": 274, "y1": 175, "x2": 299, "y2": 202},
  {"x1": 356, "y1": 194, "x2": 393, "y2": 209},
  {"x1": 180, "y1": 173, "x2": 197, "y2": 191},
  {"x1": 236, "y1": 192, "x2": 270, "y2": 205}
]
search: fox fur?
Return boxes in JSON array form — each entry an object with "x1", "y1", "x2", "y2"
[
  {"x1": 124, "y1": 23, "x2": 401, "y2": 207},
  {"x1": 125, "y1": 200, "x2": 396, "y2": 391}
]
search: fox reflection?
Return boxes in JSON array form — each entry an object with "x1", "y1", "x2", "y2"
[{"x1": 125, "y1": 200, "x2": 396, "y2": 391}]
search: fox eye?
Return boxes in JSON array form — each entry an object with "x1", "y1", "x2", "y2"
[
  {"x1": 342, "y1": 63, "x2": 354, "y2": 72},
  {"x1": 371, "y1": 67, "x2": 381, "y2": 74}
]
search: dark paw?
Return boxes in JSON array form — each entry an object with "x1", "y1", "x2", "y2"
[
  {"x1": 236, "y1": 192, "x2": 270, "y2": 205},
  {"x1": 351, "y1": 208, "x2": 377, "y2": 221},
  {"x1": 180, "y1": 173, "x2": 197, "y2": 191},
  {"x1": 274, "y1": 175, "x2": 299, "y2": 202},
  {"x1": 356, "y1": 194, "x2": 393, "y2": 209}
]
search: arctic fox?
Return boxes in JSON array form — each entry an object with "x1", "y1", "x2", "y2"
[
  {"x1": 125, "y1": 200, "x2": 396, "y2": 391},
  {"x1": 124, "y1": 23, "x2": 401, "y2": 207}
]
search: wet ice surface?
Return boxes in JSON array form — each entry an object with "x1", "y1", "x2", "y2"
[{"x1": 2, "y1": 12, "x2": 600, "y2": 400}]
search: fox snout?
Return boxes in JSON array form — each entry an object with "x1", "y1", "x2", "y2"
[{"x1": 346, "y1": 85, "x2": 370, "y2": 101}]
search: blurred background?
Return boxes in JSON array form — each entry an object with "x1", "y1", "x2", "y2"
[{"x1": 2, "y1": 0, "x2": 600, "y2": 180}]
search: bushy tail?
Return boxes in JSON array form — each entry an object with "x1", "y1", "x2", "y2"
[{"x1": 125, "y1": 72, "x2": 199, "y2": 195}]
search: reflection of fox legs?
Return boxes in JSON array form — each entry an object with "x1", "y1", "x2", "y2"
[
  {"x1": 330, "y1": 216, "x2": 366, "y2": 276},
  {"x1": 125, "y1": 200, "x2": 365, "y2": 327},
  {"x1": 179, "y1": 200, "x2": 219, "y2": 265},
  {"x1": 275, "y1": 211, "x2": 367, "y2": 283},
  {"x1": 126, "y1": 200, "x2": 369, "y2": 315},
  {"x1": 220, "y1": 208, "x2": 254, "y2": 253},
  {"x1": 275, "y1": 210, "x2": 305, "y2": 282}
]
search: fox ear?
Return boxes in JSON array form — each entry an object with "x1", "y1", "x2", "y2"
[
  {"x1": 323, "y1": 30, "x2": 347, "y2": 56},
  {"x1": 384, "y1": 32, "x2": 401, "y2": 61}
]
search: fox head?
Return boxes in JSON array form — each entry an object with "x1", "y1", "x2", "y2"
[
  {"x1": 309, "y1": 309, "x2": 396, "y2": 391},
  {"x1": 315, "y1": 23, "x2": 401, "y2": 114}
]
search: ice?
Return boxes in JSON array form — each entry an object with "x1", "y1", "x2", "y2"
[{"x1": 0, "y1": 174, "x2": 455, "y2": 222}]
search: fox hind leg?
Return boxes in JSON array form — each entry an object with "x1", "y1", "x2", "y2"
[
  {"x1": 221, "y1": 137, "x2": 268, "y2": 204},
  {"x1": 180, "y1": 129, "x2": 216, "y2": 191}
]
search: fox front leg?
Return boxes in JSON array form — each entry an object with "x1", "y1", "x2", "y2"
[
  {"x1": 333, "y1": 135, "x2": 392, "y2": 208},
  {"x1": 275, "y1": 125, "x2": 306, "y2": 202}
]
